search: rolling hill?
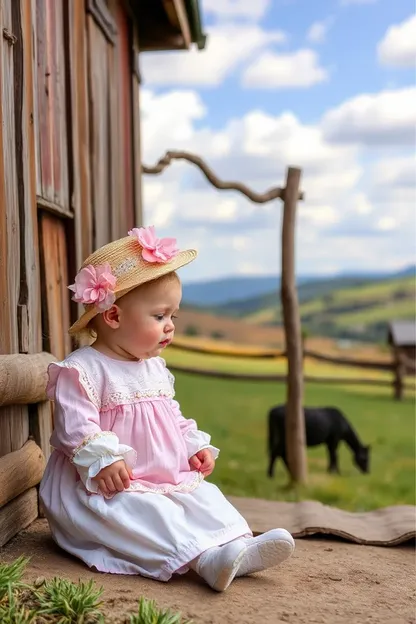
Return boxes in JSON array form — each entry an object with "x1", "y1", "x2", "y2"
[
  {"x1": 181, "y1": 268, "x2": 415, "y2": 344},
  {"x1": 182, "y1": 265, "x2": 415, "y2": 307}
]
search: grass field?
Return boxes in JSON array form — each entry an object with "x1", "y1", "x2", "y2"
[{"x1": 172, "y1": 369, "x2": 415, "y2": 512}]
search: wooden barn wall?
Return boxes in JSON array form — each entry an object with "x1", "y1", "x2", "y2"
[
  {"x1": 131, "y1": 21, "x2": 143, "y2": 228},
  {"x1": 68, "y1": 0, "x2": 93, "y2": 268},
  {"x1": 1, "y1": 0, "x2": 143, "y2": 360},
  {"x1": 0, "y1": 0, "x2": 42, "y2": 457},
  {"x1": 34, "y1": 0, "x2": 70, "y2": 212}
]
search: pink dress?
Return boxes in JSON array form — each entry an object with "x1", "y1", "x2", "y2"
[{"x1": 40, "y1": 346, "x2": 251, "y2": 580}]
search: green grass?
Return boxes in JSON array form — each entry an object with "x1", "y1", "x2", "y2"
[
  {"x1": 243, "y1": 275, "x2": 415, "y2": 331},
  {"x1": 174, "y1": 370, "x2": 415, "y2": 511},
  {"x1": 335, "y1": 298, "x2": 415, "y2": 327},
  {"x1": 332, "y1": 275, "x2": 415, "y2": 303},
  {"x1": 0, "y1": 558, "x2": 191, "y2": 624}
]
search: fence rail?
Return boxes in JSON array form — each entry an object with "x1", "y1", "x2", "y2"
[{"x1": 169, "y1": 340, "x2": 416, "y2": 398}]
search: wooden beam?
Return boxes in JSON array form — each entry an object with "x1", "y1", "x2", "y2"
[
  {"x1": 163, "y1": 0, "x2": 191, "y2": 49},
  {"x1": 0, "y1": 440, "x2": 45, "y2": 508},
  {"x1": 0, "y1": 352, "x2": 57, "y2": 406},
  {"x1": 0, "y1": 487, "x2": 38, "y2": 547},
  {"x1": 281, "y1": 167, "x2": 307, "y2": 485}
]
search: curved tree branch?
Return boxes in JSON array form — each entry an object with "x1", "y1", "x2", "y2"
[{"x1": 142, "y1": 150, "x2": 304, "y2": 203}]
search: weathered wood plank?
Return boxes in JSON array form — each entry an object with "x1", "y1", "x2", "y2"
[
  {"x1": 114, "y1": 1, "x2": 134, "y2": 234},
  {"x1": 0, "y1": 441, "x2": 45, "y2": 509},
  {"x1": 30, "y1": 401, "x2": 53, "y2": 464},
  {"x1": 0, "y1": 352, "x2": 56, "y2": 406},
  {"x1": 108, "y1": 13, "x2": 121, "y2": 241},
  {"x1": 68, "y1": 0, "x2": 93, "y2": 266},
  {"x1": 15, "y1": 0, "x2": 42, "y2": 355},
  {"x1": 35, "y1": 0, "x2": 53, "y2": 200},
  {"x1": 39, "y1": 213, "x2": 72, "y2": 360},
  {"x1": 87, "y1": 16, "x2": 111, "y2": 248},
  {"x1": 131, "y1": 22, "x2": 142, "y2": 227},
  {"x1": 0, "y1": 405, "x2": 29, "y2": 458},
  {"x1": 0, "y1": 0, "x2": 30, "y2": 457},
  {"x1": 0, "y1": 2, "x2": 10, "y2": 354},
  {"x1": 1, "y1": 0, "x2": 20, "y2": 354},
  {"x1": 0, "y1": 488, "x2": 39, "y2": 547},
  {"x1": 34, "y1": 0, "x2": 69, "y2": 209}
]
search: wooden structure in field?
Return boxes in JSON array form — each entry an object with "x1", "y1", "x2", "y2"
[
  {"x1": 0, "y1": 0, "x2": 205, "y2": 546},
  {"x1": 388, "y1": 321, "x2": 416, "y2": 400}
]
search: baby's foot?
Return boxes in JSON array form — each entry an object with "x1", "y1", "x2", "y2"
[
  {"x1": 235, "y1": 528, "x2": 295, "y2": 577},
  {"x1": 196, "y1": 540, "x2": 248, "y2": 592}
]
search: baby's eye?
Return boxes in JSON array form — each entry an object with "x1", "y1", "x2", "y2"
[
  {"x1": 172, "y1": 315, "x2": 178, "y2": 320},
  {"x1": 155, "y1": 314, "x2": 164, "y2": 321}
]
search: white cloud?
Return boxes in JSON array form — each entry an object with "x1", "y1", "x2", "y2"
[
  {"x1": 306, "y1": 18, "x2": 334, "y2": 44},
  {"x1": 376, "y1": 216, "x2": 397, "y2": 231},
  {"x1": 202, "y1": 0, "x2": 271, "y2": 22},
  {"x1": 322, "y1": 87, "x2": 416, "y2": 146},
  {"x1": 141, "y1": 88, "x2": 415, "y2": 281},
  {"x1": 340, "y1": 0, "x2": 378, "y2": 5},
  {"x1": 242, "y1": 49, "x2": 329, "y2": 88},
  {"x1": 140, "y1": 25, "x2": 286, "y2": 86},
  {"x1": 377, "y1": 15, "x2": 416, "y2": 68}
]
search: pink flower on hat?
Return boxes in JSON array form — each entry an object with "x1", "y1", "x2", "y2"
[
  {"x1": 128, "y1": 225, "x2": 179, "y2": 263},
  {"x1": 68, "y1": 263, "x2": 117, "y2": 311}
]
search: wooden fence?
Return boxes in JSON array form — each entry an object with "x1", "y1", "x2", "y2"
[{"x1": 168, "y1": 341, "x2": 416, "y2": 398}]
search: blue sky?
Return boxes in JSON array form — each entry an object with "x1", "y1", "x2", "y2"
[{"x1": 140, "y1": 0, "x2": 416, "y2": 282}]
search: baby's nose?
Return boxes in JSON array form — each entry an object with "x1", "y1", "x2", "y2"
[{"x1": 165, "y1": 319, "x2": 175, "y2": 332}]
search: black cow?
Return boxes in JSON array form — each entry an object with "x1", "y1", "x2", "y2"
[{"x1": 267, "y1": 405, "x2": 370, "y2": 477}]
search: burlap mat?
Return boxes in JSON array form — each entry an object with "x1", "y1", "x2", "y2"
[{"x1": 228, "y1": 497, "x2": 416, "y2": 546}]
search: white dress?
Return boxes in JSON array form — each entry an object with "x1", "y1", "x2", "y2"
[{"x1": 39, "y1": 347, "x2": 251, "y2": 581}]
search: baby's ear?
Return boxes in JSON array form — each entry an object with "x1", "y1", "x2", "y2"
[{"x1": 102, "y1": 304, "x2": 121, "y2": 329}]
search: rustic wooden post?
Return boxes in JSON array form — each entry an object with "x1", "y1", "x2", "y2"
[
  {"x1": 393, "y1": 350, "x2": 404, "y2": 401},
  {"x1": 281, "y1": 167, "x2": 307, "y2": 484}
]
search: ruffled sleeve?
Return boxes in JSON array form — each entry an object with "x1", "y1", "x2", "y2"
[{"x1": 47, "y1": 363, "x2": 136, "y2": 494}]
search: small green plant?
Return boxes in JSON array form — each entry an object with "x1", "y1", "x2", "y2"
[
  {"x1": 35, "y1": 577, "x2": 104, "y2": 623},
  {"x1": 0, "y1": 556, "x2": 30, "y2": 600},
  {"x1": 0, "y1": 592, "x2": 36, "y2": 624},
  {"x1": 128, "y1": 596, "x2": 192, "y2": 624}
]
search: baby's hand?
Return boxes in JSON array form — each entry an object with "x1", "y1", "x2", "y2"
[
  {"x1": 189, "y1": 449, "x2": 215, "y2": 477},
  {"x1": 92, "y1": 460, "x2": 133, "y2": 496}
]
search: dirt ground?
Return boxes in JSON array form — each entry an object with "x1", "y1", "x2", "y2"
[{"x1": 1, "y1": 519, "x2": 414, "y2": 624}]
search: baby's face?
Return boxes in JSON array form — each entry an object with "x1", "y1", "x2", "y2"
[{"x1": 116, "y1": 277, "x2": 182, "y2": 360}]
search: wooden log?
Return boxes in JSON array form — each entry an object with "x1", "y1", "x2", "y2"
[
  {"x1": 29, "y1": 400, "x2": 53, "y2": 463},
  {"x1": 0, "y1": 440, "x2": 45, "y2": 508},
  {"x1": 0, "y1": 352, "x2": 57, "y2": 406},
  {"x1": 281, "y1": 167, "x2": 307, "y2": 484},
  {"x1": 0, "y1": 487, "x2": 38, "y2": 547}
]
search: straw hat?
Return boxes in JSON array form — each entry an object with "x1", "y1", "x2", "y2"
[{"x1": 68, "y1": 227, "x2": 197, "y2": 335}]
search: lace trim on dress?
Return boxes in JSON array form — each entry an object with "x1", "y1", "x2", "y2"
[
  {"x1": 71, "y1": 431, "x2": 117, "y2": 460},
  {"x1": 100, "y1": 387, "x2": 174, "y2": 411},
  {"x1": 124, "y1": 471, "x2": 204, "y2": 495}
]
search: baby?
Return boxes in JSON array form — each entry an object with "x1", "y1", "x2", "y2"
[{"x1": 40, "y1": 226, "x2": 294, "y2": 591}]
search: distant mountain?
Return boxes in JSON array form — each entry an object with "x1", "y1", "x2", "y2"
[{"x1": 182, "y1": 266, "x2": 415, "y2": 307}]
